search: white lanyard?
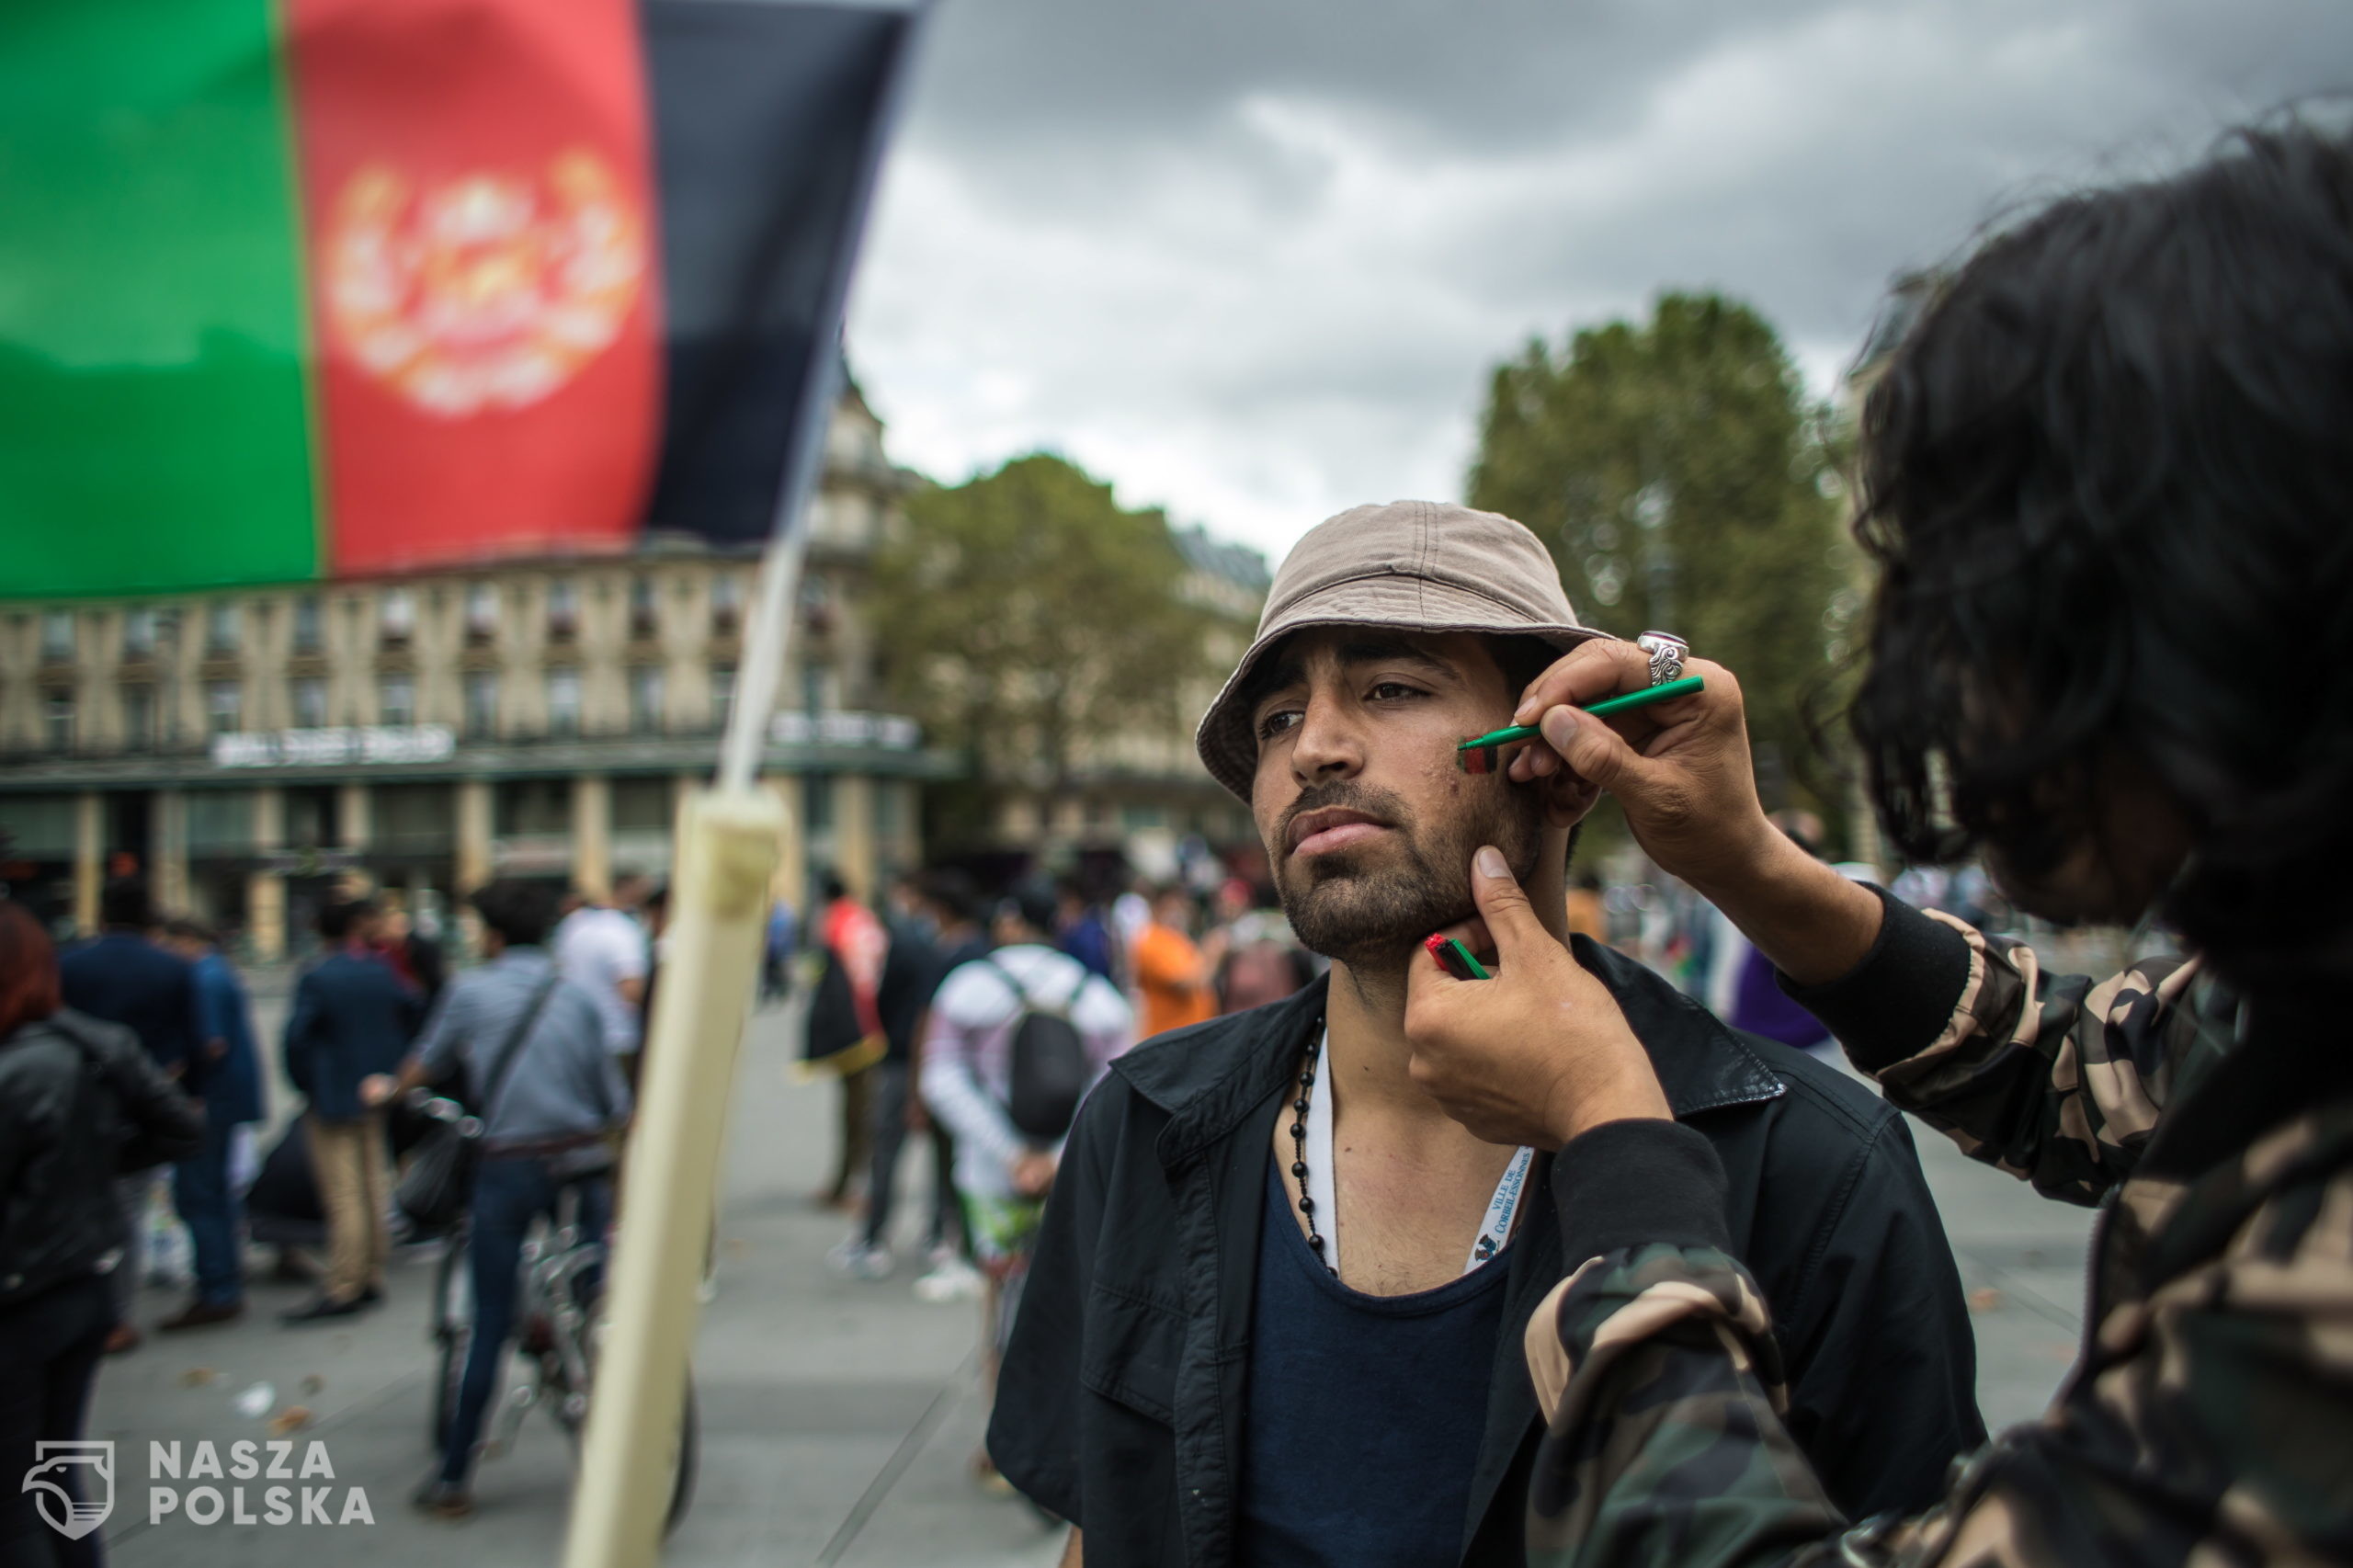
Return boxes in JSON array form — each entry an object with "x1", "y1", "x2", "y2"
[{"x1": 1304, "y1": 1029, "x2": 1535, "y2": 1277}]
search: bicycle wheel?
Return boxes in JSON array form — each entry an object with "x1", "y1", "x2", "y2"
[
  {"x1": 427, "y1": 1226, "x2": 472, "y2": 1452},
  {"x1": 552, "y1": 1335, "x2": 699, "y2": 1536}
]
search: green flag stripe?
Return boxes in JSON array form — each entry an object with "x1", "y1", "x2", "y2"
[{"x1": 0, "y1": 0, "x2": 320, "y2": 597}]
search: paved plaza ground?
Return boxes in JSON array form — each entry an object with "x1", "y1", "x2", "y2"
[{"x1": 85, "y1": 984, "x2": 2092, "y2": 1566}]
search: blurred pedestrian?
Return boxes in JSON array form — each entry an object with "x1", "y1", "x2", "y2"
[
  {"x1": 364, "y1": 879, "x2": 629, "y2": 1520},
  {"x1": 278, "y1": 897, "x2": 421, "y2": 1322},
  {"x1": 1215, "y1": 928, "x2": 1318, "y2": 1015},
  {"x1": 1130, "y1": 884, "x2": 1215, "y2": 1040},
  {"x1": 554, "y1": 872, "x2": 652, "y2": 1058},
  {"x1": 762, "y1": 896, "x2": 796, "y2": 1002},
  {"x1": 1563, "y1": 867, "x2": 1608, "y2": 943},
  {"x1": 806, "y1": 873, "x2": 887, "y2": 1210},
  {"x1": 1055, "y1": 880, "x2": 1120, "y2": 985},
  {"x1": 0, "y1": 900, "x2": 202, "y2": 1568},
  {"x1": 57, "y1": 877, "x2": 201, "y2": 1353},
  {"x1": 920, "y1": 883, "x2": 1131, "y2": 1485},
  {"x1": 834, "y1": 870, "x2": 986, "y2": 1283},
  {"x1": 374, "y1": 898, "x2": 447, "y2": 1012},
  {"x1": 1720, "y1": 812, "x2": 1837, "y2": 1054},
  {"x1": 155, "y1": 917, "x2": 266, "y2": 1330}
]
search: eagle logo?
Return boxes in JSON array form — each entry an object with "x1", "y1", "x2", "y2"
[
  {"x1": 324, "y1": 149, "x2": 646, "y2": 417},
  {"x1": 23, "y1": 1440, "x2": 113, "y2": 1540}
]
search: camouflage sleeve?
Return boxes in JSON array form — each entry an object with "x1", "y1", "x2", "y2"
[
  {"x1": 1529, "y1": 1108, "x2": 2353, "y2": 1568},
  {"x1": 1787, "y1": 889, "x2": 2213, "y2": 1206}
]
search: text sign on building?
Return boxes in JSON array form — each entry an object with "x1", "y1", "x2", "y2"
[
  {"x1": 768, "y1": 711, "x2": 919, "y2": 749},
  {"x1": 211, "y1": 725, "x2": 457, "y2": 769}
]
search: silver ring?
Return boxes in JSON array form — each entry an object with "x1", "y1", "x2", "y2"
[{"x1": 1638, "y1": 631, "x2": 1688, "y2": 687}]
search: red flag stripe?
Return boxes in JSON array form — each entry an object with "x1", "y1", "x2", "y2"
[{"x1": 285, "y1": 0, "x2": 664, "y2": 574}]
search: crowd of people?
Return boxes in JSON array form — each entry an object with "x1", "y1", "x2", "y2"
[
  {"x1": 0, "y1": 869, "x2": 661, "y2": 1551},
  {"x1": 811, "y1": 866, "x2": 1327, "y2": 1286}
]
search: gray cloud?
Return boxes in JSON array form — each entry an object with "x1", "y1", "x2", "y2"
[{"x1": 846, "y1": 0, "x2": 2353, "y2": 556}]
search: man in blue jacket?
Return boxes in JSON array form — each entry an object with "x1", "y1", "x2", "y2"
[
  {"x1": 159, "y1": 916, "x2": 267, "y2": 1330},
  {"x1": 59, "y1": 876, "x2": 203, "y2": 1352},
  {"x1": 281, "y1": 896, "x2": 421, "y2": 1322}
]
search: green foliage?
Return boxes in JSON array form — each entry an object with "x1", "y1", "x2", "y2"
[
  {"x1": 1467, "y1": 292, "x2": 1858, "y2": 822},
  {"x1": 870, "y1": 453, "x2": 1217, "y2": 843}
]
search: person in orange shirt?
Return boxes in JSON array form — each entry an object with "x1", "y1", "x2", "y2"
[
  {"x1": 1130, "y1": 885, "x2": 1215, "y2": 1041},
  {"x1": 1563, "y1": 867, "x2": 1608, "y2": 945}
]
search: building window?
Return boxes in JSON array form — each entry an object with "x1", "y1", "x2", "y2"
[
  {"x1": 205, "y1": 600, "x2": 239, "y2": 654},
  {"x1": 43, "y1": 693, "x2": 73, "y2": 753},
  {"x1": 291, "y1": 676, "x2": 328, "y2": 729},
  {"x1": 380, "y1": 588, "x2": 415, "y2": 646},
  {"x1": 465, "y1": 582, "x2": 497, "y2": 644},
  {"x1": 547, "y1": 579, "x2": 579, "y2": 642},
  {"x1": 293, "y1": 595, "x2": 323, "y2": 653},
  {"x1": 380, "y1": 673, "x2": 415, "y2": 727},
  {"x1": 205, "y1": 681, "x2": 242, "y2": 735},
  {"x1": 40, "y1": 611, "x2": 74, "y2": 662},
  {"x1": 120, "y1": 686, "x2": 155, "y2": 750},
  {"x1": 121, "y1": 608, "x2": 157, "y2": 659},
  {"x1": 629, "y1": 574, "x2": 658, "y2": 638},
  {"x1": 710, "y1": 572, "x2": 742, "y2": 632},
  {"x1": 547, "y1": 668, "x2": 582, "y2": 736},
  {"x1": 630, "y1": 665, "x2": 665, "y2": 733},
  {"x1": 463, "y1": 672, "x2": 498, "y2": 739},
  {"x1": 801, "y1": 662, "x2": 838, "y2": 713},
  {"x1": 802, "y1": 773, "x2": 834, "y2": 833},
  {"x1": 709, "y1": 664, "x2": 735, "y2": 729}
]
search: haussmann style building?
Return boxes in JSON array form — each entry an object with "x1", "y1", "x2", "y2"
[{"x1": 0, "y1": 384, "x2": 949, "y2": 958}]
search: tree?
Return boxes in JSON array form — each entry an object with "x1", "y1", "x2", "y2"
[
  {"x1": 870, "y1": 452, "x2": 1217, "y2": 846},
  {"x1": 1467, "y1": 292, "x2": 1856, "y2": 823}
]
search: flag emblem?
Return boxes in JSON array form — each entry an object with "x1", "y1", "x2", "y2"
[{"x1": 324, "y1": 150, "x2": 646, "y2": 417}]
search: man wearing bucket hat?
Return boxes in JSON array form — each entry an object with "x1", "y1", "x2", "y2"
[{"x1": 989, "y1": 500, "x2": 1982, "y2": 1566}]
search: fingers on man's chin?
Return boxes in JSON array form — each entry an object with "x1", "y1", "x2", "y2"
[{"x1": 1429, "y1": 915, "x2": 1495, "y2": 952}]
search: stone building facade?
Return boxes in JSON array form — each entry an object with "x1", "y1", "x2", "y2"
[
  {"x1": 985, "y1": 523, "x2": 1271, "y2": 886},
  {"x1": 0, "y1": 386, "x2": 945, "y2": 956}
]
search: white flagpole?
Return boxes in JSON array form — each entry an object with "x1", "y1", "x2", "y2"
[
  {"x1": 560, "y1": 6, "x2": 926, "y2": 1556},
  {"x1": 561, "y1": 404, "x2": 824, "y2": 1568}
]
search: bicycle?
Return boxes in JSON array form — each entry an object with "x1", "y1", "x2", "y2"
[{"x1": 420, "y1": 1104, "x2": 698, "y2": 1535}]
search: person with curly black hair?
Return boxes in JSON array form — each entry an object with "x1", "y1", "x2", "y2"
[{"x1": 1401, "y1": 116, "x2": 2353, "y2": 1564}]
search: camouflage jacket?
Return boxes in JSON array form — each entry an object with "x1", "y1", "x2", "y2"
[{"x1": 1523, "y1": 887, "x2": 2353, "y2": 1565}]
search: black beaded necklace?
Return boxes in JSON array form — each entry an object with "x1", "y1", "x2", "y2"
[{"x1": 1289, "y1": 1027, "x2": 1335, "y2": 1275}]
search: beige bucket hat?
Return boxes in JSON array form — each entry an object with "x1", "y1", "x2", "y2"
[{"x1": 1194, "y1": 499, "x2": 1606, "y2": 801}]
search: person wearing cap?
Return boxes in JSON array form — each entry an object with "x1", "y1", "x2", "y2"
[{"x1": 988, "y1": 500, "x2": 1982, "y2": 1566}]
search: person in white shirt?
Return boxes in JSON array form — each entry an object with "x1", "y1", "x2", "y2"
[
  {"x1": 921, "y1": 882, "x2": 1131, "y2": 1485},
  {"x1": 552, "y1": 874, "x2": 652, "y2": 1057}
]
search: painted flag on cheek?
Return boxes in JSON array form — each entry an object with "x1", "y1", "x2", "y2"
[{"x1": 0, "y1": 0, "x2": 915, "y2": 597}]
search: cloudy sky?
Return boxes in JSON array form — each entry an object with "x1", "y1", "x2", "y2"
[{"x1": 844, "y1": 0, "x2": 2350, "y2": 561}]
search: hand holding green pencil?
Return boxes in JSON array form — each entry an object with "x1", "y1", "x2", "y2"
[{"x1": 1456, "y1": 675, "x2": 1706, "y2": 774}]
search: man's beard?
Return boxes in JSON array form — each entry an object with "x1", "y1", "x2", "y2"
[{"x1": 1271, "y1": 779, "x2": 1545, "y2": 973}]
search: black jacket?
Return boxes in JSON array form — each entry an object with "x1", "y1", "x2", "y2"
[
  {"x1": 0, "y1": 1010, "x2": 204, "y2": 1309},
  {"x1": 283, "y1": 951, "x2": 423, "y2": 1121},
  {"x1": 58, "y1": 930, "x2": 204, "y2": 1092},
  {"x1": 991, "y1": 941, "x2": 1985, "y2": 1566}
]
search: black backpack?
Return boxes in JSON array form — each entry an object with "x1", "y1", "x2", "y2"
[{"x1": 989, "y1": 959, "x2": 1091, "y2": 1142}]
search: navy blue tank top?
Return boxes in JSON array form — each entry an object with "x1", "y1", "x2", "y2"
[{"x1": 1236, "y1": 1160, "x2": 1509, "y2": 1567}]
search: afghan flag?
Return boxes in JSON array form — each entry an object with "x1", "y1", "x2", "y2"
[{"x1": 0, "y1": 0, "x2": 915, "y2": 597}]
